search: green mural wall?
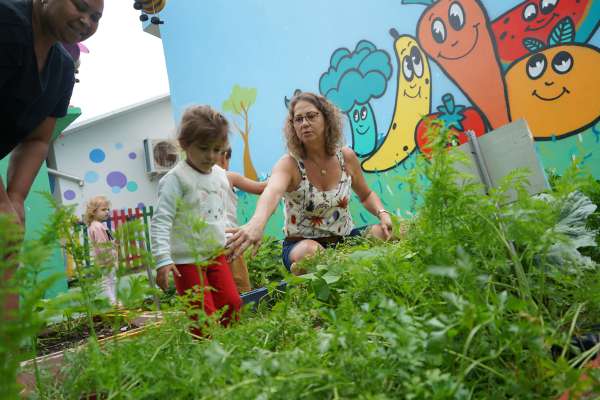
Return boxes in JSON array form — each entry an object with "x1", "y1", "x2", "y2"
[
  {"x1": 0, "y1": 108, "x2": 81, "y2": 298},
  {"x1": 0, "y1": 159, "x2": 66, "y2": 298}
]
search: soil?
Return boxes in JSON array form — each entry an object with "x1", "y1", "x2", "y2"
[{"x1": 35, "y1": 315, "x2": 140, "y2": 357}]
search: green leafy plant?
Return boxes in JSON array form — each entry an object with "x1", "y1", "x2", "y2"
[
  {"x1": 245, "y1": 237, "x2": 285, "y2": 289},
  {"x1": 9, "y1": 121, "x2": 600, "y2": 399}
]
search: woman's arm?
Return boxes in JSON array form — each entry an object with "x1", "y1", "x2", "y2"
[
  {"x1": 226, "y1": 155, "x2": 296, "y2": 257},
  {"x1": 227, "y1": 171, "x2": 268, "y2": 195},
  {"x1": 6, "y1": 117, "x2": 56, "y2": 226},
  {"x1": 342, "y1": 147, "x2": 392, "y2": 238}
]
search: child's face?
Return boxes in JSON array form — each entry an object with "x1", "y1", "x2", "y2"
[
  {"x1": 94, "y1": 203, "x2": 110, "y2": 221},
  {"x1": 186, "y1": 138, "x2": 229, "y2": 173}
]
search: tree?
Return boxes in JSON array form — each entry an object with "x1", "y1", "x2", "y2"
[{"x1": 222, "y1": 85, "x2": 258, "y2": 180}]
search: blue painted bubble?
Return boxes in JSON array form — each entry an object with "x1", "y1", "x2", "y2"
[
  {"x1": 112, "y1": 186, "x2": 121, "y2": 194},
  {"x1": 84, "y1": 171, "x2": 99, "y2": 183},
  {"x1": 115, "y1": 143, "x2": 124, "y2": 149},
  {"x1": 126, "y1": 181, "x2": 138, "y2": 192},
  {"x1": 89, "y1": 148, "x2": 105, "y2": 163},
  {"x1": 64, "y1": 190, "x2": 76, "y2": 200},
  {"x1": 106, "y1": 171, "x2": 127, "y2": 188}
]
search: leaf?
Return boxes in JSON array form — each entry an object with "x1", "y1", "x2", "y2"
[
  {"x1": 222, "y1": 85, "x2": 257, "y2": 115},
  {"x1": 548, "y1": 17, "x2": 575, "y2": 46},
  {"x1": 545, "y1": 191, "x2": 598, "y2": 269},
  {"x1": 427, "y1": 266, "x2": 459, "y2": 279},
  {"x1": 321, "y1": 272, "x2": 341, "y2": 285},
  {"x1": 312, "y1": 277, "x2": 331, "y2": 302},
  {"x1": 522, "y1": 37, "x2": 546, "y2": 52}
]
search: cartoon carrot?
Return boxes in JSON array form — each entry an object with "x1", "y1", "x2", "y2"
[{"x1": 404, "y1": 0, "x2": 510, "y2": 129}]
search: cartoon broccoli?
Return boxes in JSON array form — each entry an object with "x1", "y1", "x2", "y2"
[{"x1": 319, "y1": 40, "x2": 392, "y2": 157}]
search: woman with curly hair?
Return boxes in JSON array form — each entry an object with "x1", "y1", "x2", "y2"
[{"x1": 227, "y1": 92, "x2": 392, "y2": 275}]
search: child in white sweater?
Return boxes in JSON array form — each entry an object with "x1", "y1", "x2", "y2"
[{"x1": 151, "y1": 105, "x2": 241, "y2": 329}]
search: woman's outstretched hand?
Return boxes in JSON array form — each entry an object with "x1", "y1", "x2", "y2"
[
  {"x1": 378, "y1": 212, "x2": 393, "y2": 240},
  {"x1": 226, "y1": 222, "x2": 263, "y2": 259}
]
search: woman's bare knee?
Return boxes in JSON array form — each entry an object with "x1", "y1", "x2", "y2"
[{"x1": 290, "y1": 239, "x2": 323, "y2": 264}]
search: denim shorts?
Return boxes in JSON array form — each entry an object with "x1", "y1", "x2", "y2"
[{"x1": 281, "y1": 226, "x2": 367, "y2": 271}]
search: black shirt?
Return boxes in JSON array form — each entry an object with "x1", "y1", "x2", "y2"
[{"x1": 0, "y1": 0, "x2": 75, "y2": 160}]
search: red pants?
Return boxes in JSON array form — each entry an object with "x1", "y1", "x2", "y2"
[{"x1": 174, "y1": 255, "x2": 242, "y2": 328}]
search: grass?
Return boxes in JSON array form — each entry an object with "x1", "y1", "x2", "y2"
[{"x1": 3, "y1": 122, "x2": 600, "y2": 399}]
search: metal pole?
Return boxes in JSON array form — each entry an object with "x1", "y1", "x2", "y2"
[{"x1": 47, "y1": 168, "x2": 85, "y2": 187}]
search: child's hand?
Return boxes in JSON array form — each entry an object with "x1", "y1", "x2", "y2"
[{"x1": 156, "y1": 264, "x2": 181, "y2": 291}]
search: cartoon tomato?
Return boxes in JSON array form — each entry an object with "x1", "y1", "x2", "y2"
[
  {"x1": 506, "y1": 44, "x2": 600, "y2": 139},
  {"x1": 406, "y1": 0, "x2": 510, "y2": 129},
  {"x1": 361, "y1": 31, "x2": 431, "y2": 172},
  {"x1": 415, "y1": 93, "x2": 487, "y2": 157},
  {"x1": 492, "y1": 0, "x2": 600, "y2": 66}
]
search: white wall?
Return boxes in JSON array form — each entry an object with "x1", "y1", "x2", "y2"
[{"x1": 49, "y1": 96, "x2": 175, "y2": 217}]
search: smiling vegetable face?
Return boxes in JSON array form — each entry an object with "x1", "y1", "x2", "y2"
[
  {"x1": 418, "y1": 0, "x2": 488, "y2": 62},
  {"x1": 400, "y1": 44, "x2": 429, "y2": 99},
  {"x1": 348, "y1": 103, "x2": 378, "y2": 157},
  {"x1": 506, "y1": 44, "x2": 600, "y2": 139},
  {"x1": 492, "y1": 0, "x2": 595, "y2": 65},
  {"x1": 413, "y1": 0, "x2": 509, "y2": 128},
  {"x1": 361, "y1": 34, "x2": 431, "y2": 172}
]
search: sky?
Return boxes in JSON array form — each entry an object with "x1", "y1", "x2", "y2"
[{"x1": 69, "y1": 0, "x2": 170, "y2": 123}]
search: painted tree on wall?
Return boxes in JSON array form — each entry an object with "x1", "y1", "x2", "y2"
[{"x1": 222, "y1": 85, "x2": 258, "y2": 180}]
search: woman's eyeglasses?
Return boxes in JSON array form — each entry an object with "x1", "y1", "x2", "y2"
[{"x1": 293, "y1": 111, "x2": 320, "y2": 125}]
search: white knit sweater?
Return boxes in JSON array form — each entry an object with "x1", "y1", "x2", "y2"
[{"x1": 151, "y1": 161, "x2": 230, "y2": 269}]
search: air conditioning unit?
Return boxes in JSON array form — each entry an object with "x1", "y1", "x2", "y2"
[{"x1": 143, "y1": 138, "x2": 180, "y2": 176}]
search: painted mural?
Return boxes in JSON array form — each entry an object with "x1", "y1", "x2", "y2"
[
  {"x1": 319, "y1": 40, "x2": 393, "y2": 158},
  {"x1": 360, "y1": 33, "x2": 431, "y2": 172},
  {"x1": 55, "y1": 143, "x2": 144, "y2": 210},
  {"x1": 156, "y1": 0, "x2": 600, "y2": 238},
  {"x1": 222, "y1": 85, "x2": 259, "y2": 180}
]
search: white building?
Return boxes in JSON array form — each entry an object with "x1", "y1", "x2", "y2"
[{"x1": 48, "y1": 94, "x2": 176, "y2": 217}]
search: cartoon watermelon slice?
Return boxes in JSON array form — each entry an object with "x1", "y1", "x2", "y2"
[{"x1": 492, "y1": 0, "x2": 600, "y2": 67}]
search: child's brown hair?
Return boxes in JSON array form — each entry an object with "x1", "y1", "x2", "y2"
[
  {"x1": 84, "y1": 196, "x2": 110, "y2": 225},
  {"x1": 177, "y1": 105, "x2": 229, "y2": 149}
]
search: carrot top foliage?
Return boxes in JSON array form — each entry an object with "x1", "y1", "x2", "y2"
[{"x1": 4, "y1": 122, "x2": 600, "y2": 399}]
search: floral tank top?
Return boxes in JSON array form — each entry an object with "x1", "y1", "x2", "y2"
[{"x1": 283, "y1": 150, "x2": 354, "y2": 238}]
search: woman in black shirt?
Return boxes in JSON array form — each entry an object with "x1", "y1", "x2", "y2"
[{"x1": 0, "y1": 0, "x2": 103, "y2": 315}]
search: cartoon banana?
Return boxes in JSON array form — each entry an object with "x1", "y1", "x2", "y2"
[{"x1": 362, "y1": 30, "x2": 431, "y2": 172}]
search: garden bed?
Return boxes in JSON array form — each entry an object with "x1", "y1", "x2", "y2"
[
  {"x1": 5, "y1": 136, "x2": 600, "y2": 398},
  {"x1": 34, "y1": 314, "x2": 142, "y2": 357},
  {"x1": 17, "y1": 311, "x2": 163, "y2": 396}
]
